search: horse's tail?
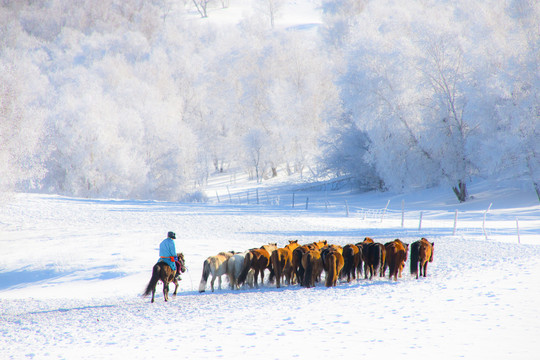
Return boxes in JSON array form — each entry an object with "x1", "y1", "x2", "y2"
[
  {"x1": 271, "y1": 249, "x2": 282, "y2": 288},
  {"x1": 292, "y1": 247, "x2": 304, "y2": 285},
  {"x1": 237, "y1": 251, "x2": 253, "y2": 286},
  {"x1": 379, "y1": 244, "x2": 386, "y2": 277},
  {"x1": 325, "y1": 253, "x2": 337, "y2": 287},
  {"x1": 198, "y1": 259, "x2": 211, "y2": 292},
  {"x1": 142, "y1": 263, "x2": 160, "y2": 297},
  {"x1": 303, "y1": 253, "x2": 313, "y2": 288},
  {"x1": 410, "y1": 241, "x2": 420, "y2": 277},
  {"x1": 342, "y1": 246, "x2": 353, "y2": 280}
]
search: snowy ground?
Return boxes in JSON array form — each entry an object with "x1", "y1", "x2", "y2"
[{"x1": 1, "y1": 174, "x2": 540, "y2": 359}]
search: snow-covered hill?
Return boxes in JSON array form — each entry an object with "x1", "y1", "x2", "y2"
[{"x1": 1, "y1": 174, "x2": 539, "y2": 359}]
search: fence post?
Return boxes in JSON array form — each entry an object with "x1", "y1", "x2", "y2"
[
  {"x1": 216, "y1": 191, "x2": 220, "y2": 203},
  {"x1": 418, "y1": 211, "x2": 423, "y2": 231},
  {"x1": 516, "y1": 218, "x2": 521, "y2": 244},
  {"x1": 305, "y1": 197, "x2": 309, "y2": 210},
  {"x1": 292, "y1": 193, "x2": 295, "y2": 208},
  {"x1": 483, "y1": 203, "x2": 492, "y2": 241},
  {"x1": 453, "y1": 209, "x2": 458, "y2": 235},
  {"x1": 345, "y1": 200, "x2": 349, "y2": 217},
  {"x1": 401, "y1": 200, "x2": 405, "y2": 228},
  {"x1": 381, "y1": 200, "x2": 390, "y2": 223}
]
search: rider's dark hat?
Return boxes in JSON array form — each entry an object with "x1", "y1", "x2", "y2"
[{"x1": 167, "y1": 231, "x2": 176, "y2": 239}]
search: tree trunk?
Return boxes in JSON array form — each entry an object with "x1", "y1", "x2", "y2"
[{"x1": 452, "y1": 181, "x2": 468, "y2": 203}]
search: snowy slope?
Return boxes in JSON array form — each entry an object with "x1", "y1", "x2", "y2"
[{"x1": 1, "y1": 172, "x2": 540, "y2": 359}]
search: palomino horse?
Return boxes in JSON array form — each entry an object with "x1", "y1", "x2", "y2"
[
  {"x1": 237, "y1": 247, "x2": 272, "y2": 288},
  {"x1": 361, "y1": 242, "x2": 386, "y2": 280},
  {"x1": 410, "y1": 238, "x2": 434, "y2": 279},
  {"x1": 271, "y1": 240, "x2": 299, "y2": 288},
  {"x1": 384, "y1": 239, "x2": 409, "y2": 281},
  {"x1": 143, "y1": 253, "x2": 186, "y2": 303},
  {"x1": 321, "y1": 246, "x2": 344, "y2": 287},
  {"x1": 342, "y1": 244, "x2": 362, "y2": 282},
  {"x1": 301, "y1": 248, "x2": 323, "y2": 288},
  {"x1": 198, "y1": 251, "x2": 234, "y2": 292}
]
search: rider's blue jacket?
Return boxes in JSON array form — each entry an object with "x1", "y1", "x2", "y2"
[{"x1": 158, "y1": 237, "x2": 177, "y2": 271}]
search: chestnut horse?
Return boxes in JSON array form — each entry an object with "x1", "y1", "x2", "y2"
[
  {"x1": 384, "y1": 239, "x2": 409, "y2": 281},
  {"x1": 342, "y1": 244, "x2": 362, "y2": 282},
  {"x1": 271, "y1": 240, "x2": 299, "y2": 288},
  {"x1": 198, "y1": 251, "x2": 234, "y2": 292},
  {"x1": 143, "y1": 253, "x2": 186, "y2": 303},
  {"x1": 321, "y1": 246, "x2": 344, "y2": 287},
  {"x1": 410, "y1": 238, "x2": 434, "y2": 279},
  {"x1": 301, "y1": 248, "x2": 323, "y2": 288},
  {"x1": 361, "y1": 242, "x2": 386, "y2": 280}
]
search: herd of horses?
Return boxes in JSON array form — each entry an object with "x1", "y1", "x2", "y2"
[
  {"x1": 142, "y1": 237, "x2": 434, "y2": 302},
  {"x1": 197, "y1": 237, "x2": 435, "y2": 293}
]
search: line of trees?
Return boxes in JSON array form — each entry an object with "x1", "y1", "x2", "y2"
[{"x1": 0, "y1": 0, "x2": 538, "y2": 202}]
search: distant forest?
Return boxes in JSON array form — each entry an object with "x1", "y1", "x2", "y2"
[{"x1": 1, "y1": 0, "x2": 538, "y2": 202}]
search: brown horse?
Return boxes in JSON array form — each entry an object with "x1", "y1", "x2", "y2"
[
  {"x1": 363, "y1": 237, "x2": 374, "y2": 243},
  {"x1": 291, "y1": 241, "x2": 327, "y2": 285},
  {"x1": 237, "y1": 247, "x2": 272, "y2": 288},
  {"x1": 410, "y1": 238, "x2": 434, "y2": 279},
  {"x1": 360, "y1": 242, "x2": 386, "y2": 280},
  {"x1": 301, "y1": 249, "x2": 323, "y2": 288},
  {"x1": 261, "y1": 243, "x2": 278, "y2": 283},
  {"x1": 321, "y1": 246, "x2": 344, "y2": 287},
  {"x1": 271, "y1": 240, "x2": 299, "y2": 288},
  {"x1": 342, "y1": 244, "x2": 362, "y2": 282},
  {"x1": 384, "y1": 239, "x2": 409, "y2": 281},
  {"x1": 143, "y1": 253, "x2": 186, "y2": 303}
]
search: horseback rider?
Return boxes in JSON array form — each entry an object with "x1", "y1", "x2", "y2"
[{"x1": 158, "y1": 231, "x2": 183, "y2": 280}]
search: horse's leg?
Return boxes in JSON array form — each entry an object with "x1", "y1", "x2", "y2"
[
  {"x1": 218, "y1": 275, "x2": 222, "y2": 290},
  {"x1": 151, "y1": 287, "x2": 156, "y2": 303},
  {"x1": 163, "y1": 281, "x2": 169, "y2": 302},
  {"x1": 423, "y1": 262, "x2": 428, "y2": 277},
  {"x1": 173, "y1": 278, "x2": 179, "y2": 296},
  {"x1": 253, "y1": 268, "x2": 259, "y2": 288},
  {"x1": 210, "y1": 274, "x2": 216, "y2": 292}
]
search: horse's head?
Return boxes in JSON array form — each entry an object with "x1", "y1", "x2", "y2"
[{"x1": 176, "y1": 253, "x2": 187, "y2": 273}]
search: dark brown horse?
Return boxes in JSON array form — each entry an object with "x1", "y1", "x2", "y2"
[
  {"x1": 321, "y1": 246, "x2": 344, "y2": 287},
  {"x1": 360, "y1": 242, "x2": 386, "y2": 280},
  {"x1": 384, "y1": 239, "x2": 409, "y2": 281},
  {"x1": 143, "y1": 253, "x2": 186, "y2": 303},
  {"x1": 410, "y1": 238, "x2": 434, "y2": 279},
  {"x1": 237, "y1": 247, "x2": 272, "y2": 288},
  {"x1": 342, "y1": 244, "x2": 362, "y2": 282},
  {"x1": 291, "y1": 241, "x2": 327, "y2": 286}
]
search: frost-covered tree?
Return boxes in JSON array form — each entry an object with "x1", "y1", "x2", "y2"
[
  {"x1": 324, "y1": 0, "x2": 538, "y2": 201},
  {"x1": 0, "y1": 53, "x2": 49, "y2": 192}
]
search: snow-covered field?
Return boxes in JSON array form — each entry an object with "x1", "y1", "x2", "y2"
[{"x1": 1, "y1": 174, "x2": 539, "y2": 359}]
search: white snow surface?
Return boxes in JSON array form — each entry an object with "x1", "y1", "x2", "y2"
[{"x1": 1, "y1": 174, "x2": 540, "y2": 359}]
